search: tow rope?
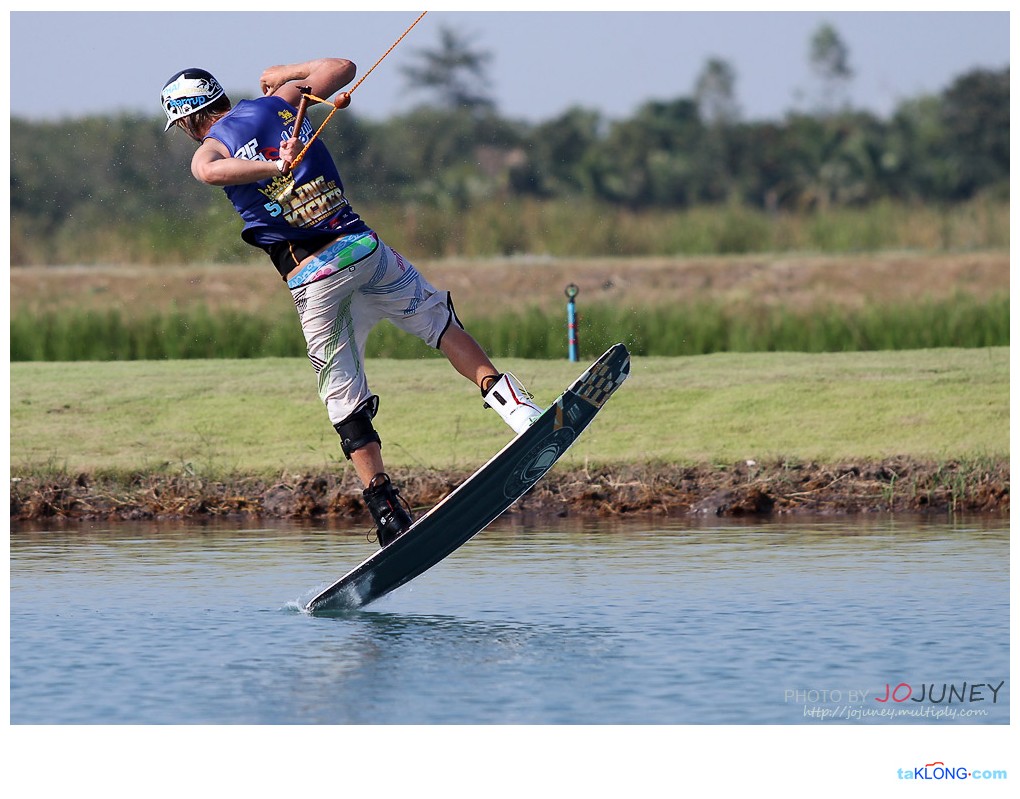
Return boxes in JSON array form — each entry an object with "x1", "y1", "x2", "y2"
[{"x1": 286, "y1": 11, "x2": 428, "y2": 173}]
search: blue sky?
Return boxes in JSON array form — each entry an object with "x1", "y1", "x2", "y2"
[{"x1": 9, "y1": 8, "x2": 1009, "y2": 125}]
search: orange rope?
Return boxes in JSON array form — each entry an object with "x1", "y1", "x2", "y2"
[
  {"x1": 289, "y1": 11, "x2": 428, "y2": 172},
  {"x1": 350, "y1": 10, "x2": 428, "y2": 96}
]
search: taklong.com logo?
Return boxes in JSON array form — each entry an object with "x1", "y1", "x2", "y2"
[{"x1": 896, "y1": 762, "x2": 1008, "y2": 781}]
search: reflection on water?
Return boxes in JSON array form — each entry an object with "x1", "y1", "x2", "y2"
[{"x1": 10, "y1": 514, "x2": 1010, "y2": 724}]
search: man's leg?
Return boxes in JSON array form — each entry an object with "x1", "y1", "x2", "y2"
[
  {"x1": 369, "y1": 244, "x2": 541, "y2": 433},
  {"x1": 438, "y1": 324, "x2": 499, "y2": 390},
  {"x1": 350, "y1": 442, "x2": 385, "y2": 487},
  {"x1": 334, "y1": 400, "x2": 412, "y2": 546},
  {"x1": 438, "y1": 324, "x2": 543, "y2": 434},
  {"x1": 292, "y1": 248, "x2": 413, "y2": 547}
]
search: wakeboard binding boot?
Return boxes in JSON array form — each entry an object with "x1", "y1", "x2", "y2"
[
  {"x1": 482, "y1": 372, "x2": 543, "y2": 435},
  {"x1": 363, "y1": 473, "x2": 413, "y2": 547}
]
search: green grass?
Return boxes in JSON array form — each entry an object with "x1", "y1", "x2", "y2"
[
  {"x1": 9, "y1": 348, "x2": 1008, "y2": 478},
  {"x1": 10, "y1": 294, "x2": 1009, "y2": 361}
]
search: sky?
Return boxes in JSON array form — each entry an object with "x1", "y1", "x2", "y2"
[{"x1": 8, "y1": 6, "x2": 1011, "y2": 126}]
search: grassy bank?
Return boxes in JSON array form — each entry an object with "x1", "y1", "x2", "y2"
[{"x1": 10, "y1": 349, "x2": 1008, "y2": 478}]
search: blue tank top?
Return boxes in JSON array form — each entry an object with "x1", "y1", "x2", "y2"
[{"x1": 205, "y1": 96, "x2": 369, "y2": 252}]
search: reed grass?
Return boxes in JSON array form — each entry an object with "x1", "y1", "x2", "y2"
[{"x1": 10, "y1": 294, "x2": 1009, "y2": 362}]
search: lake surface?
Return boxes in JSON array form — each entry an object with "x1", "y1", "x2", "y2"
[{"x1": 10, "y1": 515, "x2": 1009, "y2": 725}]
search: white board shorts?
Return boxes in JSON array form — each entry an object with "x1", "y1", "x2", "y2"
[{"x1": 290, "y1": 234, "x2": 460, "y2": 425}]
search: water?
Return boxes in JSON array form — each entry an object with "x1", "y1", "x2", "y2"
[{"x1": 9, "y1": 516, "x2": 1009, "y2": 725}]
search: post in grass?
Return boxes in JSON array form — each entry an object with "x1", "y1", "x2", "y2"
[{"x1": 565, "y1": 283, "x2": 579, "y2": 361}]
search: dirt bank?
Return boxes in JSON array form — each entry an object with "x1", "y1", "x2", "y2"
[{"x1": 10, "y1": 458, "x2": 1008, "y2": 525}]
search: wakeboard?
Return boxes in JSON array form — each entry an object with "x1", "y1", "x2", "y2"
[{"x1": 304, "y1": 342, "x2": 631, "y2": 612}]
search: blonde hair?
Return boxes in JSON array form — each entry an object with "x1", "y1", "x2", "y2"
[{"x1": 179, "y1": 95, "x2": 231, "y2": 140}]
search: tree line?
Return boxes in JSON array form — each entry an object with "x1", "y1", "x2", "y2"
[{"x1": 9, "y1": 25, "x2": 1007, "y2": 266}]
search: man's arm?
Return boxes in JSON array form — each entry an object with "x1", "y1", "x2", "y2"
[
  {"x1": 259, "y1": 58, "x2": 356, "y2": 107},
  {"x1": 191, "y1": 137, "x2": 289, "y2": 186},
  {"x1": 189, "y1": 58, "x2": 353, "y2": 186}
]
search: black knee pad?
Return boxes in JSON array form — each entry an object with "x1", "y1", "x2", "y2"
[{"x1": 333, "y1": 396, "x2": 381, "y2": 460}]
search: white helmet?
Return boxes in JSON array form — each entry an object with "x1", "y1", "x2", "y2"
[{"x1": 161, "y1": 68, "x2": 225, "y2": 132}]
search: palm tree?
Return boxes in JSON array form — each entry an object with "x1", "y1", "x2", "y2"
[{"x1": 400, "y1": 25, "x2": 496, "y2": 112}]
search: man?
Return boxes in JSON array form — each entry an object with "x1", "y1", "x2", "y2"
[{"x1": 161, "y1": 58, "x2": 542, "y2": 546}]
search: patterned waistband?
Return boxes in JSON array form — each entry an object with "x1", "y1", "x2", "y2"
[{"x1": 287, "y1": 231, "x2": 380, "y2": 290}]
